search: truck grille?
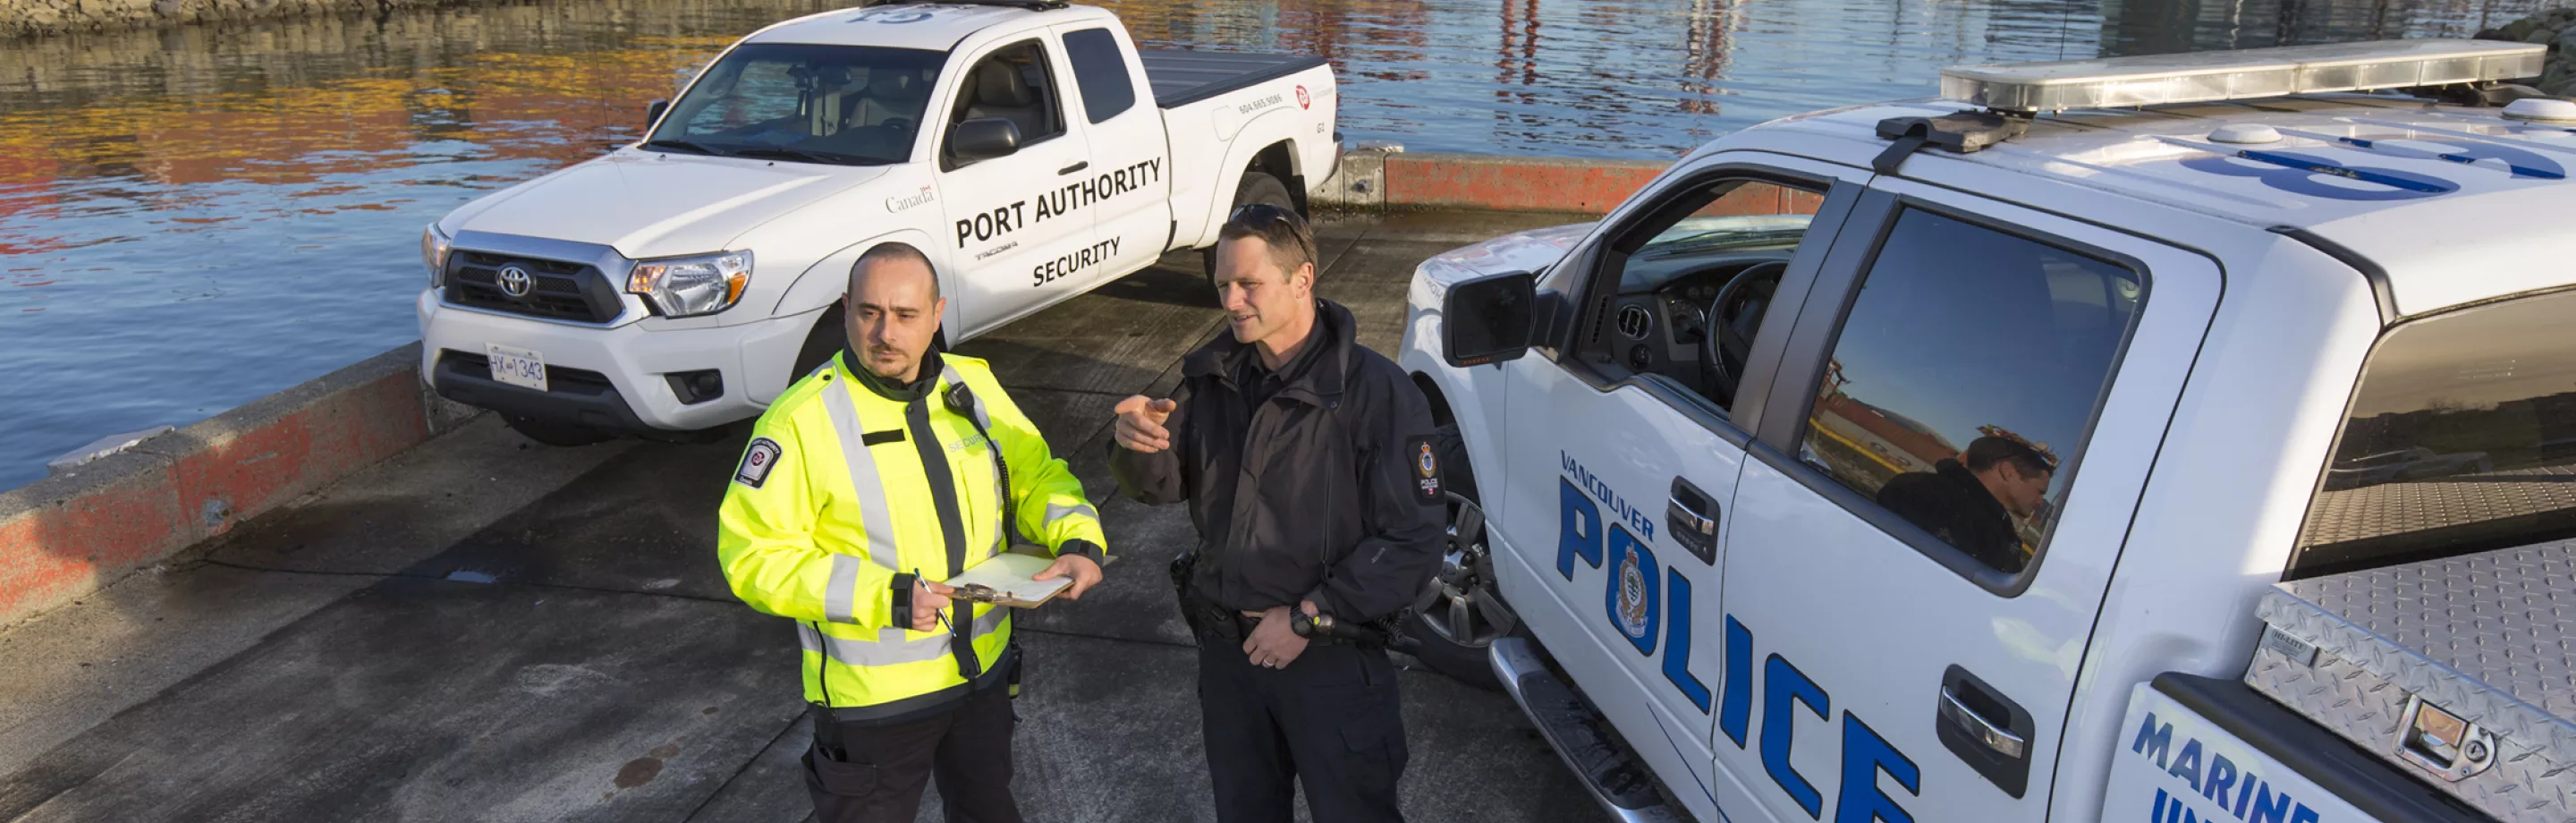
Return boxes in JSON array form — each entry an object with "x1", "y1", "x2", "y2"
[{"x1": 444, "y1": 251, "x2": 623, "y2": 323}]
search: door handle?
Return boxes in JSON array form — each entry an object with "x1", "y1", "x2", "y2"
[
  {"x1": 1058, "y1": 160, "x2": 1090, "y2": 175},
  {"x1": 1936, "y1": 665, "x2": 2034, "y2": 798},
  {"x1": 1939, "y1": 688, "x2": 2026, "y2": 759},
  {"x1": 1666, "y1": 478, "x2": 1719, "y2": 564}
]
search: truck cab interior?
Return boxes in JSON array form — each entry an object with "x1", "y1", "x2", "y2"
[
  {"x1": 945, "y1": 39, "x2": 1065, "y2": 165},
  {"x1": 1582, "y1": 178, "x2": 1823, "y2": 412}
]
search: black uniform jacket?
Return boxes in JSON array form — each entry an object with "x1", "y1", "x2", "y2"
[
  {"x1": 1110, "y1": 299, "x2": 1445, "y2": 622},
  {"x1": 1873, "y1": 458, "x2": 2027, "y2": 573}
]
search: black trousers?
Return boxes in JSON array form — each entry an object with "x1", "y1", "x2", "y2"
[
  {"x1": 802, "y1": 686, "x2": 1021, "y2": 823},
  {"x1": 1199, "y1": 637, "x2": 1410, "y2": 823}
]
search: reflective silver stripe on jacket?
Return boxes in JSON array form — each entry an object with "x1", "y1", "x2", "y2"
[
  {"x1": 1043, "y1": 502, "x2": 1097, "y2": 528},
  {"x1": 818, "y1": 381, "x2": 903, "y2": 573},
  {"x1": 823, "y1": 554, "x2": 865, "y2": 624},
  {"x1": 798, "y1": 608, "x2": 1010, "y2": 666}
]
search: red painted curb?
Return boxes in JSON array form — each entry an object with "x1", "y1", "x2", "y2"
[
  {"x1": 0, "y1": 459, "x2": 187, "y2": 620},
  {"x1": 0, "y1": 344, "x2": 450, "y2": 627},
  {"x1": 1382, "y1": 153, "x2": 1670, "y2": 214}
]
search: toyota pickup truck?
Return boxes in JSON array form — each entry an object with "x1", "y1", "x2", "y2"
[
  {"x1": 1394, "y1": 39, "x2": 2574, "y2": 823},
  {"x1": 416, "y1": 0, "x2": 1337, "y2": 444}
]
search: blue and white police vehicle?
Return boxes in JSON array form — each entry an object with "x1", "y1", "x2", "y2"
[
  {"x1": 1395, "y1": 38, "x2": 2576, "y2": 823},
  {"x1": 415, "y1": 0, "x2": 1337, "y2": 445}
]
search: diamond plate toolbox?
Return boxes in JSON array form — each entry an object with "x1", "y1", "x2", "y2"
[{"x1": 2245, "y1": 539, "x2": 2576, "y2": 823}]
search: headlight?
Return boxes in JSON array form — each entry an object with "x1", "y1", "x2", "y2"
[
  {"x1": 421, "y1": 224, "x2": 453, "y2": 285},
  {"x1": 627, "y1": 250, "x2": 753, "y2": 318}
]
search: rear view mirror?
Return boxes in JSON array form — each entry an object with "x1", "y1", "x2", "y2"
[
  {"x1": 950, "y1": 118, "x2": 1022, "y2": 163},
  {"x1": 1443, "y1": 271, "x2": 1538, "y2": 368},
  {"x1": 646, "y1": 99, "x2": 670, "y2": 131}
]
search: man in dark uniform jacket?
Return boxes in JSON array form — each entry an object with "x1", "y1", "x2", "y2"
[
  {"x1": 1875, "y1": 435, "x2": 2055, "y2": 573},
  {"x1": 1107, "y1": 204, "x2": 1443, "y2": 823}
]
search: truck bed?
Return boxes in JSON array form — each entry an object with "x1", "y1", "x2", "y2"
[
  {"x1": 1138, "y1": 49, "x2": 1329, "y2": 108},
  {"x1": 2245, "y1": 538, "x2": 2576, "y2": 822}
]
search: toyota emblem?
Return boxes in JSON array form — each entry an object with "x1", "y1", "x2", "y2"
[{"x1": 496, "y1": 265, "x2": 533, "y2": 298}]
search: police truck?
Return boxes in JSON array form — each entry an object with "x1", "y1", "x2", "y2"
[{"x1": 1395, "y1": 38, "x2": 2575, "y2": 823}]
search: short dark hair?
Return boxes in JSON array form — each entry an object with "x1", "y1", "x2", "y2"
[
  {"x1": 1216, "y1": 203, "x2": 1316, "y2": 282},
  {"x1": 850, "y1": 242, "x2": 938, "y2": 301},
  {"x1": 1962, "y1": 435, "x2": 2055, "y2": 478}
]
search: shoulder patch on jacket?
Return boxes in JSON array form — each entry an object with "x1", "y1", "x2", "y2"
[
  {"x1": 735, "y1": 437, "x2": 783, "y2": 488},
  {"x1": 1403, "y1": 435, "x2": 1444, "y2": 505}
]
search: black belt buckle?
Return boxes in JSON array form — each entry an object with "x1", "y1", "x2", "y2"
[{"x1": 1208, "y1": 606, "x2": 1249, "y2": 641}]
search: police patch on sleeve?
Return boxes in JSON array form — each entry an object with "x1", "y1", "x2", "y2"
[
  {"x1": 1404, "y1": 435, "x2": 1443, "y2": 505},
  {"x1": 735, "y1": 437, "x2": 783, "y2": 488}
]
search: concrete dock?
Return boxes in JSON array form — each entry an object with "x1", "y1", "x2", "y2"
[{"x1": 0, "y1": 209, "x2": 1611, "y2": 822}]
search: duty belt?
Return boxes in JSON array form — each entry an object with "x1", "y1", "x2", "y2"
[{"x1": 1192, "y1": 601, "x2": 1352, "y2": 647}]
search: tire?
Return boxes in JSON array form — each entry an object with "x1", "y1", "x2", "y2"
[
  {"x1": 1202, "y1": 170, "x2": 1300, "y2": 281},
  {"x1": 1401, "y1": 423, "x2": 1521, "y2": 691},
  {"x1": 502, "y1": 413, "x2": 613, "y2": 447},
  {"x1": 792, "y1": 307, "x2": 845, "y2": 378}
]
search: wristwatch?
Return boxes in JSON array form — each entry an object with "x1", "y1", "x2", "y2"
[{"x1": 1289, "y1": 609, "x2": 1335, "y2": 639}]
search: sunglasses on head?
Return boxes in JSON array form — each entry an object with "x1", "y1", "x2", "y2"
[{"x1": 1228, "y1": 203, "x2": 1300, "y2": 227}]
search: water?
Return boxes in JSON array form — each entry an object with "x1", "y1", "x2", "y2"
[{"x1": 1, "y1": 0, "x2": 2566, "y2": 490}]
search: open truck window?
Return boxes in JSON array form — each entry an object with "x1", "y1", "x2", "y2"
[{"x1": 2292, "y1": 287, "x2": 2576, "y2": 578}]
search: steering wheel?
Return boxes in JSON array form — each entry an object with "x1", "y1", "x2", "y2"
[
  {"x1": 1701, "y1": 260, "x2": 1788, "y2": 406},
  {"x1": 882, "y1": 116, "x2": 916, "y2": 134}
]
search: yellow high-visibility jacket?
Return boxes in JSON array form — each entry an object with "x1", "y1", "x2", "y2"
[{"x1": 716, "y1": 350, "x2": 1106, "y2": 717}]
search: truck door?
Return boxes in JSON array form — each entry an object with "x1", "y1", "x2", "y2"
[
  {"x1": 1050, "y1": 21, "x2": 1169, "y2": 288},
  {"x1": 1713, "y1": 176, "x2": 2217, "y2": 823},
  {"x1": 1490, "y1": 154, "x2": 1864, "y2": 817},
  {"x1": 935, "y1": 34, "x2": 1095, "y2": 336}
]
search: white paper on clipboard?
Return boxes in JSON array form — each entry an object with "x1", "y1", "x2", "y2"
[{"x1": 938, "y1": 552, "x2": 1070, "y2": 608}]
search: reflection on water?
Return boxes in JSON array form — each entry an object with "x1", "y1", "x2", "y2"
[{"x1": 0, "y1": 0, "x2": 2567, "y2": 488}]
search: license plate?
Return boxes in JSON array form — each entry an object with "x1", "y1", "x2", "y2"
[{"x1": 486, "y1": 344, "x2": 548, "y2": 392}]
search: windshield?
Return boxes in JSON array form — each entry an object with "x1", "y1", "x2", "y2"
[
  {"x1": 2291, "y1": 287, "x2": 2576, "y2": 578},
  {"x1": 648, "y1": 43, "x2": 945, "y2": 165}
]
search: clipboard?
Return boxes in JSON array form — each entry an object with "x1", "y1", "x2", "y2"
[{"x1": 938, "y1": 550, "x2": 1070, "y2": 608}]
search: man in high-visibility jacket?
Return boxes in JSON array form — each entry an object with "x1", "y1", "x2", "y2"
[{"x1": 717, "y1": 242, "x2": 1106, "y2": 823}]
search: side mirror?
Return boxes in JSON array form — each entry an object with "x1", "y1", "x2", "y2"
[
  {"x1": 950, "y1": 118, "x2": 1022, "y2": 163},
  {"x1": 1443, "y1": 271, "x2": 1538, "y2": 368},
  {"x1": 646, "y1": 99, "x2": 670, "y2": 131}
]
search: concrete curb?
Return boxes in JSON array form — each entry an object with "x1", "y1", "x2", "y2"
[
  {"x1": 0, "y1": 343, "x2": 479, "y2": 628},
  {"x1": 1313, "y1": 149, "x2": 1671, "y2": 215}
]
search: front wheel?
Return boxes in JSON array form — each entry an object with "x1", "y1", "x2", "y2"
[{"x1": 1402, "y1": 424, "x2": 1520, "y2": 690}]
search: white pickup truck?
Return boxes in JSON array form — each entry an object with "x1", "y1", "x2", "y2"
[
  {"x1": 415, "y1": 0, "x2": 1337, "y2": 444},
  {"x1": 1395, "y1": 40, "x2": 2574, "y2": 823}
]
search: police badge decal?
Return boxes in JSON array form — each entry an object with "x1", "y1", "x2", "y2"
[
  {"x1": 1617, "y1": 544, "x2": 1650, "y2": 641},
  {"x1": 1605, "y1": 538, "x2": 1659, "y2": 655}
]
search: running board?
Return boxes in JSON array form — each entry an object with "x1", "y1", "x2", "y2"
[{"x1": 1489, "y1": 638, "x2": 1684, "y2": 823}]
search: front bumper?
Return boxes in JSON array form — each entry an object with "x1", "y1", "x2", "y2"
[{"x1": 416, "y1": 290, "x2": 818, "y2": 433}]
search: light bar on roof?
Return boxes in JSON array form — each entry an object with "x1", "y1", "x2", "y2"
[{"x1": 1944, "y1": 38, "x2": 2546, "y2": 114}]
